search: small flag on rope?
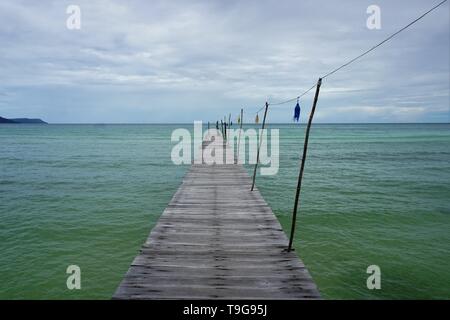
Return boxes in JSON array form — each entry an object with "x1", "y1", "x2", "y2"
[
  {"x1": 293, "y1": 98, "x2": 301, "y2": 122},
  {"x1": 255, "y1": 113, "x2": 259, "y2": 124}
]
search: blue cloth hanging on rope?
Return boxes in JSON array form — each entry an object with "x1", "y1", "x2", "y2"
[{"x1": 293, "y1": 98, "x2": 301, "y2": 122}]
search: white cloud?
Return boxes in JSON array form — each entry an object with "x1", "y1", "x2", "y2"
[{"x1": 0, "y1": 0, "x2": 448, "y2": 122}]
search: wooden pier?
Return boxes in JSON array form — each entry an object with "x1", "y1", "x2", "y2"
[{"x1": 113, "y1": 137, "x2": 320, "y2": 299}]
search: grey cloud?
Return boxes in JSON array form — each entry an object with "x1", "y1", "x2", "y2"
[{"x1": 0, "y1": 0, "x2": 448, "y2": 122}]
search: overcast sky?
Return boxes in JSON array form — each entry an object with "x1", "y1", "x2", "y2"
[{"x1": 0, "y1": 0, "x2": 448, "y2": 123}]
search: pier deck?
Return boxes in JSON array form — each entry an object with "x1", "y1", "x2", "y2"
[{"x1": 113, "y1": 139, "x2": 320, "y2": 299}]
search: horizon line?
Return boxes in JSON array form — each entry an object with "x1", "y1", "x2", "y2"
[{"x1": 4, "y1": 122, "x2": 449, "y2": 125}]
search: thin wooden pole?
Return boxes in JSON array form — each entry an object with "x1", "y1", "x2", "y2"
[
  {"x1": 288, "y1": 78, "x2": 322, "y2": 252},
  {"x1": 225, "y1": 113, "x2": 231, "y2": 141},
  {"x1": 251, "y1": 102, "x2": 269, "y2": 191},
  {"x1": 237, "y1": 108, "x2": 243, "y2": 164},
  {"x1": 224, "y1": 121, "x2": 227, "y2": 142}
]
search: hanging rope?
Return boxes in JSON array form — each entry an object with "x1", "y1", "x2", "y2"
[
  {"x1": 224, "y1": 0, "x2": 448, "y2": 118},
  {"x1": 207, "y1": 0, "x2": 448, "y2": 252},
  {"x1": 322, "y1": 0, "x2": 448, "y2": 80}
]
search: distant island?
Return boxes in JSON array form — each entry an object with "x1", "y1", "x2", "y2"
[{"x1": 0, "y1": 116, "x2": 47, "y2": 124}]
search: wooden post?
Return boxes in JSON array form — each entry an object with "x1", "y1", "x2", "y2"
[
  {"x1": 224, "y1": 122, "x2": 227, "y2": 142},
  {"x1": 237, "y1": 108, "x2": 243, "y2": 164},
  {"x1": 287, "y1": 78, "x2": 322, "y2": 252},
  {"x1": 226, "y1": 114, "x2": 229, "y2": 141},
  {"x1": 220, "y1": 120, "x2": 224, "y2": 139},
  {"x1": 251, "y1": 102, "x2": 269, "y2": 191}
]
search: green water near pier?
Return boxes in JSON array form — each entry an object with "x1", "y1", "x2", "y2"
[{"x1": 0, "y1": 123, "x2": 449, "y2": 299}]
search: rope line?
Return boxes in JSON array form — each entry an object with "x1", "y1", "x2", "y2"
[
  {"x1": 322, "y1": 0, "x2": 448, "y2": 79},
  {"x1": 248, "y1": 0, "x2": 447, "y2": 111},
  {"x1": 221, "y1": 0, "x2": 447, "y2": 120},
  {"x1": 269, "y1": 84, "x2": 317, "y2": 106}
]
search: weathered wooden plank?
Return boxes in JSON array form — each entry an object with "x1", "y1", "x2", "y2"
[{"x1": 113, "y1": 139, "x2": 320, "y2": 299}]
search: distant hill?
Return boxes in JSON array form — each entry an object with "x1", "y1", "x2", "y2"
[
  {"x1": 10, "y1": 118, "x2": 47, "y2": 124},
  {"x1": 0, "y1": 116, "x2": 47, "y2": 124},
  {"x1": 0, "y1": 116, "x2": 17, "y2": 123}
]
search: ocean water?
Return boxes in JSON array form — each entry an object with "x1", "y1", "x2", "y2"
[
  {"x1": 246, "y1": 123, "x2": 450, "y2": 299},
  {"x1": 0, "y1": 123, "x2": 449, "y2": 299}
]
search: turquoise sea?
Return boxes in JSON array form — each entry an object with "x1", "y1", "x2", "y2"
[{"x1": 0, "y1": 123, "x2": 449, "y2": 299}]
